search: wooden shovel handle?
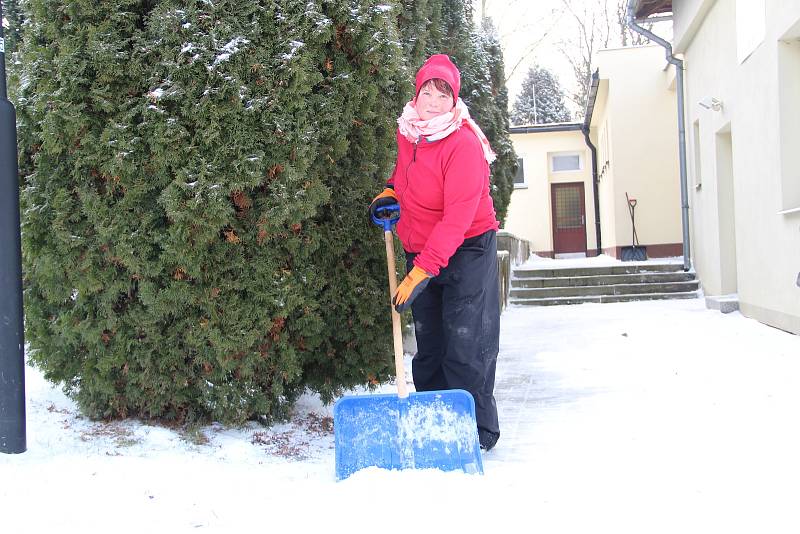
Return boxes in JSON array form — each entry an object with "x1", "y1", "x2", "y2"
[{"x1": 384, "y1": 230, "x2": 408, "y2": 398}]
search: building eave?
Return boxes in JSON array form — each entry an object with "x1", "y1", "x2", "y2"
[
  {"x1": 583, "y1": 69, "x2": 601, "y2": 130},
  {"x1": 632, "y1": 0, "x2": 672, "y2": 19}
]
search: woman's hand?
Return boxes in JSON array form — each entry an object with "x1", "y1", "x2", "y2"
[
  {"x1": 369, "y1": 187, "x2": 399, "y2": 224},
  {"x1": 393, "y1": 266, "x2": 432, "y2": 312}
]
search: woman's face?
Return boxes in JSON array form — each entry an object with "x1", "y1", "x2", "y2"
[{"x1": 416, "y1": 82, "x2": 454, "y2": 121}]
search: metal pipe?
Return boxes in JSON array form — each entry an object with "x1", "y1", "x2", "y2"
[
  {"x1": 626, "y1": 0, "x2": 692, "y2": 272},
  {"x1": 582, "y1": 127, "x2": 602, "y2": 257},
  {"x1": 583, "y1": 70, "x2": 602, "y2": 257},
  {"x1": 0, "y1": 0, "x2": 28, "y2": 454}
]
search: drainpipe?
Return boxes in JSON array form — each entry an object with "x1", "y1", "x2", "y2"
[
  {"x1": 626, "y1": 0, "x2": 691, "y2": 272},
  {"x1": 581, "y1": 123, "x2": 602, "y2": 256},
  {"x1": 582, "y1": 69, "x2": 602, "y2": 256}
]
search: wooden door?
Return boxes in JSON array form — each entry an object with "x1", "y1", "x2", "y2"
[{"x1": 551, "y1": 182, "x2": 587, "y2": 254}]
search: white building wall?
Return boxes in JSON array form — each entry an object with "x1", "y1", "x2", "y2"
[
  {"x1": 679, "y1": 0, "x2": 800, "y2": 333},
  {"x1": 591, "y1": 45, "x2": 683, "y2": 256}
]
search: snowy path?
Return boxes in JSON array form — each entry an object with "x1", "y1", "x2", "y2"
[
  {"x1": 3, "y1": 297, "x2": 800, "y2": 533},
  {"x1": 488, "y1": 299, "x2": 800, "y2": 533}
]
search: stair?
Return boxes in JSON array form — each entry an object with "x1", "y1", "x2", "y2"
[{"x1": 509, "y1": 263, "x2": 700, "y2": 306}]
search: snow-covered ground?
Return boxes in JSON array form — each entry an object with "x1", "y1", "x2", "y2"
[{"x1": 3, "y1": 293, "x2": 800, "y2": 533}]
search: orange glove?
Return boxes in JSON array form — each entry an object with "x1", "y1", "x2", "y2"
[{"x1": 393, "y1": 266, "x2": 432, "y2": 312}]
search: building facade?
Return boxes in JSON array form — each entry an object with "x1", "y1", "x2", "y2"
[
  {"x1": 506, "y1": 45, "x2": 683, "y2": 262},
  {"x1": 587, "y1": 45, "x2": 684, "y2": 259},
  {"x1": 506, "y1": 124, "x2": 595, "y2": 258},
  {"x1": 633, "y1": 0, "x2": 800, "y2": 333}
]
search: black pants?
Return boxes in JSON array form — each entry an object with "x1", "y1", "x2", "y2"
[{"x1": 405, "y1": 230, "x2": 500, "y2": 434}]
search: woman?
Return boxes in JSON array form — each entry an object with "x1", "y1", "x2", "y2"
[{"x1": 369, "y1": 54, "x2": 501, "y2": 451}]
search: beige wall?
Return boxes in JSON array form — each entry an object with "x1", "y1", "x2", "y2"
[
  {"x1": 505, "y1": 129, "x2": 595, "y2": 256},
  {"x1": 589, "y1": 45, "x2": 683, "y2": 255},
  {"x1": 679, "y1": 0, "x2": 800, "y2": 333}
]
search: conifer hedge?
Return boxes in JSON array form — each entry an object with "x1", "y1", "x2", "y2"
[
  {"x1": 16, "y1": 0, "x2": 515, "y2": 424},
  {"x1": 478, "y1": 20, "x2": 518, "y2": 223}
]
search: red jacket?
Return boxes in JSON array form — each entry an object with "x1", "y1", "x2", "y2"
[{"x1": 387, "y1": 123, "x2": 499, "y2": 276}]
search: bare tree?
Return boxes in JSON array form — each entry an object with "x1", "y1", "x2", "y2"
[
  {"x1": 557, "y1": 0, "x2": 607, "y2": 118},
  {"x1": 476, "y1": 0, "x2": 566, "y2": 84},
  {"x1": 557, "y1": 0, "x2": 652, "y2": 118},
  {"x1": 474, "y1": 0, "x2": 658, "y2": 117},
  {"x1": 504, "y1": 24, "x2": 561, "y2": 84},
  {"x1": 617, "y1": 0, "x2": 653, "y2": 46}
]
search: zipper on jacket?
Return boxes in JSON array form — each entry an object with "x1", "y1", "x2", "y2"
[
  {"x1": 402, "y1": 135, "x2": 425, "y2": 196},
  {"x1": 404, "y1": 136, "x2": 421, "y2": 184}
]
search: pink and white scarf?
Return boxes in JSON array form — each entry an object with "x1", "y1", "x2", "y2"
[{"x1": 397, "y1": 98, "x2": 497, "y2": 164}]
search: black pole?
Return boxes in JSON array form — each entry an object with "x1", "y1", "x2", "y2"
[{"x1": 0, "y1": 0, "x2": 28, "y2": 454}]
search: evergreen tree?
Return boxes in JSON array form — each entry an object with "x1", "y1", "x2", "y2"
[
  {"x1": 2, "y1": 0, "x2": 24, "y2": 56},
  {"x1": 3, "y1": 0, "x2": 25, "y2": 100},
  {"x1": 396, "y1": 0, "x2": 440, "y2": 71},
  {"x1": 301, "y1": 1, "x2": 408, "y2": 401},
  {"x1": 477, "y1": 19, "x2": 516, "y2": 225},
  {"x1": 428, "y1": 0, "x2": 470, "y2": 55},
  {"x1": 510, "y1": 64, "x2": 572, "y2": 125},
  {"x1": 16, "y1": 0, "x2": 518, "y2": 426},
  {"x1": 17, "y1": 0, "x2": 406, "y2": 424},
  {"x1": 426, "y1": 0, "x2": 516, "y2": 224}
]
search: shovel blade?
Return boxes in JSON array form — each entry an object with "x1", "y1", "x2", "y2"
[
  {"x1": 620, "y1": 246, "x2": 647, "y2": 261},
  {"x1": 333, "y1": 389, "x2": 484, "y2": 480}
]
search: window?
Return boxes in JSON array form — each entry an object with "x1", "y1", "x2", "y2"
[
  {"x1": 551, "y1": 153, "x2": 581, "y2": 173},
  {"x1": 599, "y1": 121, "x2": 611, "y2": 180},
  {"x1": 736, "y1": 0, "x2": 765, "y2": 64},
  {"x1": 693, "y1": 119, "x2": 702, "y2": 190},
  {"x1": 778, "y1": 23, "x2": 800, "y2": 212},
  {"x1": 513, "y1": 158, "x2": 526, "y2": 188}
]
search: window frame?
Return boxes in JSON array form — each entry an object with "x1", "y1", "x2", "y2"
[
  {"x1": 777, "y1": 30, "x2": 800, "y2": 213},
  {"x1": 550, "y1": 152, "x2": 583, "y2": 173},
  {"x1": 513, "y1": 157, "x2": 528, "y2": 189}
]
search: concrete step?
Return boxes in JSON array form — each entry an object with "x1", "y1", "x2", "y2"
[
  {"x1": 511, "y1": 271, "x2": 696, "y2": 289},
  {"x1": 507, "y1": 262, "x2": 700, "y2": 306},
  {"x1": 514, "y1": 263, "x2": 686, "y2": 279},
  {"x1": 510, "y1": 280, "x2": 700, "y2": 299},
  {"x1": 511, "y1": 290, "x2": 701, "y2": 306}
]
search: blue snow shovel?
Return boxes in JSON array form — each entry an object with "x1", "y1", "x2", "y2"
[{"x1": 333, "y1": 204, "x2": 484, "y2": 480}]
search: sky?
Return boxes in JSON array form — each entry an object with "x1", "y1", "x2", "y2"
[
  {"x1": 3, "y1": 254, "x2": 800, "y2": 533},
  {"x1": 475, "y1": 0, "x2": 673, "y2": 116},
  {"x1": 476, "y1": 0, "x2": 576, "y2": 109}
]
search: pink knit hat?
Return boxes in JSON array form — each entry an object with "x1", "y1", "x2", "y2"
[{"x1": 414, "y1": 54, "x2": 461, "y2": 105}]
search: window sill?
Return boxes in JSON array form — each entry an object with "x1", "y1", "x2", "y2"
[
  {"x1": 778, "y1": 206, "x2": 800, "y2": 216},
  {"x1": 513, "y1": 184, "x2": 529, "y2": 190}
]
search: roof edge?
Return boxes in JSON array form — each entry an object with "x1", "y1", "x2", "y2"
[
  {"x1": 509, "y1": 123, "x2": 584, "y2": 134},
  {"x1": 582, "y1": 70, "x2": 601, "y2": 129}
]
